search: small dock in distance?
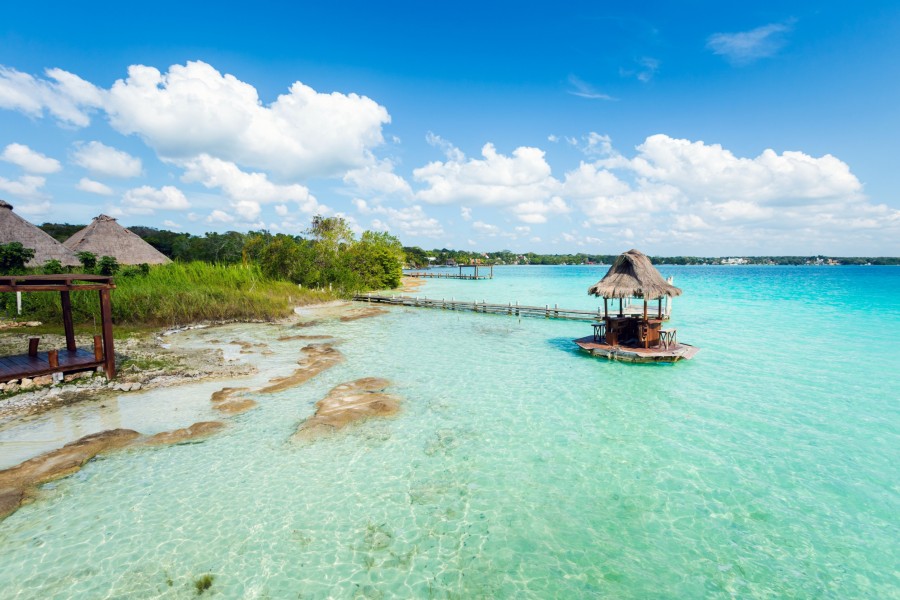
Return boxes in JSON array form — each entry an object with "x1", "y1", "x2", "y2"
[
  {"x1": 354, "y1": 293, "x2": 666, "y2": 322},
  {"x1": 404, "y1": 264, "x2": 493, "y2": 280}
]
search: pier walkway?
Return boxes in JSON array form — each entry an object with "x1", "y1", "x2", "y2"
[
  {"x1": 404, "y1": 264, "x2": 493, "y2": 280},
  {"x1": 354, "y1": 293, "x2": 669, "y2": 322}
]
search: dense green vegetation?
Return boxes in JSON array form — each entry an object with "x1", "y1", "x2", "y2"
[
  {"x1": 1, "y1": 262, "x2": 332, "y2": 326},
  {"x1": 39, "y1": 216, "x2": 404, "y2": 289},
  {"x1": 2, "y1": 216, "x2": 403, "y2": 326}
]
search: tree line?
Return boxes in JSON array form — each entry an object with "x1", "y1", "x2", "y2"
[
  {"x1": 400, "y1": 247, "x2": 900, "y2": 267},
  {"x1": 22, "y1": 216, "x2": 406, "y2": 292}
]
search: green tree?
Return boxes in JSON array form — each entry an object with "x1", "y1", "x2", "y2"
[
  {"x1": 348, "y1": 231, "x2": 404, "y2": 289},
  {"x1": 0, "y1": 242, "x2": 35, "y2": 274},
  {"x1": 97, "y1": 255, "x2": 119, "y2": 275},
  {"x1": 41, "y1": 259, "x2": 64, "y2": 274},
  {"x1": 77, "y1": 251, "x2": 97, "y2": 272}
]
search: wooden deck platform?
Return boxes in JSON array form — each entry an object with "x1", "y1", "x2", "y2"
[
  {"x1": 0, "y1": 348, "x2": 102, "y2": 383},
  {"x1": 573, "y1": 336, "x2": 699, "y2": 363}
]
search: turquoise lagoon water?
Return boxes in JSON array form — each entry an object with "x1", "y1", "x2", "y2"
[{"x1": 0, "y1": 265, "x2": 898, "y2": 598}]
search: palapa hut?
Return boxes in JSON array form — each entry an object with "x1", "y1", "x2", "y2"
[
  {"x1": 0, "y1": 199, "x2": 79, "y2": 267},
  {"x1": 64, "y1": 215, "x2": 170, "y2": 265},
  {"x1": 575, "y1": 249, "x2": 698, "y2": 362}
]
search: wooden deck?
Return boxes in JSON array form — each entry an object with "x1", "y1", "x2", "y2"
[
  {"x1": 573, "y1": 336, "x2": 699, "y2": 363},
  {"x1": 0, "y1": 348, "x2": 102, "y2": 383}
]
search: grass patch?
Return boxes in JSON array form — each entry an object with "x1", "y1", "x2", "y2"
[{"x1": 1, "y1": 262, "x2": 337, "y2": 327}]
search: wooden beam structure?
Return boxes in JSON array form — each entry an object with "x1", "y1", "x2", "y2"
[{"x1": 0, "y1": 274, "x2": 116, "y2": 383}]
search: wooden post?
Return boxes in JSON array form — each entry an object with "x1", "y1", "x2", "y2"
[
  {"x1": 618, "y1": 298, "x2": 623, "y2": 316},
  {"x1": 490, "y1": 265, "x2": 493, "y2": 279},
  {"x1": 93, "y1": 335, "x2": 103, "y2": 360},
  {"x1": 60, "y1": 290, "x2": 77, "y2": 352},
  {"x1": 98, "y1": 288, "x2": 116, "y2": 379},
  {"x1": 643, "y1": 299, "x2": 648, "y2": 321},
  {"x1": 28, "y1": 337, "x2": 39, "y2": 357},
  {"x1": 48, "y1": 349, "x2": 59, "y2": 368},
  {"x1": 604, "y1": 298, "x2": 608, "y2": 318},
  {"x1": 658, "y1": 297, "x2": 663, "y2": 319}
]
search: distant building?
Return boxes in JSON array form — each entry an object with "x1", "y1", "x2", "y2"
[
  {"x1": 721, "y1": 257, "x2": 748, "y2": 265},
  {"x1": 64, "y1": 215, "x2": 171, "y2": 265},
  {"x1": 0, "y1": 199, "x2": 79, "y2": 267}
]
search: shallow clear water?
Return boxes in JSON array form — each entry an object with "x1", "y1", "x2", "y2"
[{"x1": 0, "y1": 266, "x2": 898, "y2": 598}]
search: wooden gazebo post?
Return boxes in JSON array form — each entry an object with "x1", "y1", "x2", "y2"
[
  {"x1": 59, "y1": 290, "x2": 77, "y2": 352},
  {"x1": 98, "y1": 287, "x2": 115, "y2": 379}
]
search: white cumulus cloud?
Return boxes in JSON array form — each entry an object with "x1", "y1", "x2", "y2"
[
  {"x1": 180, "y1": 154, "x2": 325, "y2": 221},
  {"x1": 353, "y1": 198, "x2": 444, "y2": 238},
  {"x1": 104, "y1": 61, "x2": 390, "y2": 178},
  {"x1": 414, "y1": 141, "x2": 566, "y2": 223},
  {"x1": 1, "y1": 143, "x2": 61, "y2": 173},
  {"x1": 0, "y1": 174, "x2": 47, "y2": 200},
  {"x1": 72, "y1": 141, "x2": 142, "y2": 178},
  {"x1": 76, "y1": 177, "x2": 113, "y2": 195},
  {"x1": 343, "y1": 159, "x2": 412, "y2": 197},
  {"x1": 0, "y1": 66, "x2": 103, "y2": 127},
  {"x1": 122, "y1": 185, "x2": 189, "y2": 214},
  {"x1": 566, "y1": 133, "x2": 896, "y2": 253},
  {"x1": 206, "y1": 209, "x2": 235, "y2": 223}
]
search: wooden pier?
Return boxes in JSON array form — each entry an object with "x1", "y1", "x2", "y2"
[
  {"x1": 354, "y1": 293, "x2": 666, "y2": 322},
  {"x1": 404, "y1": 264, "x2": 493, "y2": 280}
]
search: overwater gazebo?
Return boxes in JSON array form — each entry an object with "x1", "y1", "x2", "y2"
[{"x1": 574, "y1": 249, "x2": 698, "y2": 362}]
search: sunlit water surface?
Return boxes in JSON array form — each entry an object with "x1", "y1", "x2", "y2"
[{"x1": 0, "y1": 266, "x2": 897, "y2": 598}]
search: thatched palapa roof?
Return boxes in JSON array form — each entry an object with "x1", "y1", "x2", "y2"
[
  {"x1": 588, "y1": 249, "x2": 682, "y2": 299},
  {"x1": 0, "y1": 199, "x2": 80, "y2": 267},
  {"x1": 64, "y1": 215, "x2": 171, "y2": 265}
]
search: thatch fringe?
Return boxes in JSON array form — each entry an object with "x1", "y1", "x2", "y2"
[
  {"x1": 588, "y1": 249, "x2": 682, "y2": 299},
  {"x1": 0, "y1": 199, "x2": 80, "y2": 267},
  {"x1": 64, "y1": 215, "x2": 171, "y2": 265}
]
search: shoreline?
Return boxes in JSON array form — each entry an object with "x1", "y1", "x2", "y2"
[{"x1": 0, "y1": 296, "x2": 388, "y2": 425}]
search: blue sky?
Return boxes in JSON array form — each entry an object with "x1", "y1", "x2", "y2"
[{"x1": 1, "y1": 1, "x2": 898, "y2": 255}]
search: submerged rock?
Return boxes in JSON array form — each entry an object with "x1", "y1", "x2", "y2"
[
  {"x1": 0, "y1": 428, "x2": 141, "y2": 520},
  {"x1": 0, "y1": 420, "x2": 231, "y2": 521},
  {"x1": 143, "y1": 421, "x2": 226, "y2": 446},
  {"x1": 339, "y1": 307, "x2": 388, "y2": 322},
  {"x1": 210, "y1": 387, "x2": 250, "y2": 403},
  {"x1": 258, "y1": 344, "x2": 343, "y2": 394},
  {"x1": 293, "y1": 377, "x2": 400, "y2": 441},
  {"x1": 276, "y1": 334, "x2": 333, "y2": 342},
  {"x1": 210, "y1": 386, "x2": 257, "y2": 415}
]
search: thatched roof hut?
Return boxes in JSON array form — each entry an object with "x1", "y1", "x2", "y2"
[
  {"x1": 588, "y1": 249, "x2": 681, "y2": 299},
  {"x1": 64, "y1": 215, "x2": 171, "y2": 265},
  {"x1": 0, "y1": 199, "x2": 80, "y2": 267}
]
